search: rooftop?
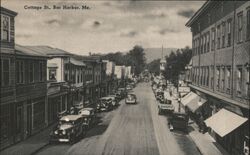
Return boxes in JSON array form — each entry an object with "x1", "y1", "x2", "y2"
[{"x1": 15, "y1": 44, "x2": 49, "y2": 58}]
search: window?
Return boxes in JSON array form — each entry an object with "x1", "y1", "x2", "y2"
[
  {"x1": 201, "y1": 36, "x2": 203, "y2": 54},
  {"x1": 246, "y1": 67, "x2": 250, "y2": 97},
  {"x1": 237, "y1": 67, "x2": 243, "y2": 95},
  {"x1": 208, "y1": 13, "x2": 211, "y2": 24},
  {"x1": 216, "y1": 67, "x2": 220, "y2": 90},
  {"x1": 49, "y1": 69, "x2": 56, "y2": 81},
  {"x1": 222, "y1": 22, "x2": 226, "y2": 48},
  {"x1": 206, "y1": 67, "x2": 209, "y2": 86},
  {"x1": 211, "y1": 66, "x2": 214, "y2": 89},
  {"x1": 1, "y1": 59, "x2": 10, "y2": 86},
  {"x1": 203, "y1": 35, "x2": 206, "y2": 53},
  {"x1": 1, "y1": 15, "x2": 10, "y2": 41},
  {"x1": 207, "y1": 32, "x2": 210, "y2": 52},
  {"x1": 29, "y1": 62, "x2": 34, "y2": 83},
  {"x1": 247, "y1": 9, "x2": 250, "y2": 40},
  {"x1": 237, "y1": 12, "x2": 243, "y2": 42},
  {"x1": 217, "y1": 25, "x2": 221, "y2": 49},
  {"x1": 39, "y1": 62, "x2": 43, "y2": 82},
  {"x1": 226, "y1": 67, "x2": 231, "y2": 93},
  {"x1": 211, "y1": 28, "x2": 215, "y2": 51},
  {"x1": 77, "y1": 70, "x2": 80, "y2": 83},
  {"x1": 227, "y1": 19, "x2": 232, "y2": 46},
  {"x1": 17, "y1": 60, "x2": 25, "y2": 84},
  {"x1": 221, "y1": 67, "x2": 225, "y2": 91}
]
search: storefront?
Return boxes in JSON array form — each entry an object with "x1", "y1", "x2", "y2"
[
  {"x1": 48, "y1": 93, "x2": 67, "y2": 124},
  {"x1": 0, "y1": 103, "x2": 14, "y2": 149},
  {"x1": 31, "y1": 97, "x2": 46, "y2": 132},
  {"x1": 205, "y1": 108, "x2": 249, "y2": 155}
]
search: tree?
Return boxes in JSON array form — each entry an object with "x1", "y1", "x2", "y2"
[{"x1": 147, "y1": 59, "x2": 160, "y2": 75}]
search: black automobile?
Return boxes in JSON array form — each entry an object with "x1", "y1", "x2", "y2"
[
  {"x1": 96, "y1": 97, "x2": 113, "y2": 112},
  {"x1": 168, "y1": 112, "x2": 189, "y2": 133},
  {"x1": 78, "y1": 108, "x2": 96, "y2": 128},
  {"x1": 50, "y1": 115, "x2": 87, "y2": 144}
]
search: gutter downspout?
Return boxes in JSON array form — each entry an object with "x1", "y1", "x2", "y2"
[{"x1": 231, "y1": 0, "x2": 236, "y2": 99}]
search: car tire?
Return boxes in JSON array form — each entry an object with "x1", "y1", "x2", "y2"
[{"x1": 70, "y1": 136, "x2": 75, "y2": 144}]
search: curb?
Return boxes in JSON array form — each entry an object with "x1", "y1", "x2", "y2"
[
  {"x1": 189, "y1": 134, "x2": 205, "y2": 155},
  {"x1": 30, "y1": 143, "x2": 50, "y2": 155}
]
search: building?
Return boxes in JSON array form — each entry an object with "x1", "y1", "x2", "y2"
[
  {"x1": 186, "y1": 1, "x2": 250, "y2": 154},
  {"x1": 23, "y1": 46, "x2": 72, "y2": 124},
  {"x1": 82, "y1": 55, "x2": 103, "y2": 103},
  {"x1": 0, "y1": 7, "x2": 18, "y2": 149},
  {"x1": 114, "y1": 65, "x2": 126, "y2": 87},
  {"x1": 103, "y1": 60, "x2": 116, "y2": 95}
]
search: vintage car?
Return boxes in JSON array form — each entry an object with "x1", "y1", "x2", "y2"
[
  {"x1": 168, "y1": 112, "x2": 189, "y2": 133},
  {"x1": 108, "y1": 95, "x2": 119, "y2": 107},
  {"x1": 50, "y1": 115, "x2": 87, "y2": 144},
  {"x1": 158, "y1": 99, "x2": 175, "y2": 115},
  {"x1": 78, "y1": 108, "x2": 96, "y2": 128},
  {"x1": 125, "y1": 93, "x2": 137, "y2": 104},
  {"x1": 126, "y1": 84, "x2": 133, "y2": 91},
  {"x1": 97, "y1": 97, "x2": 113, "y2": 112},
  {"x1": 73, "y1": 102, "x2": 84, "y2": 114}
]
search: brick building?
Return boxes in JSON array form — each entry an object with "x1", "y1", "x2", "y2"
[{"x1": 185, "y1": 1, "x2": 250, "y2": 154}]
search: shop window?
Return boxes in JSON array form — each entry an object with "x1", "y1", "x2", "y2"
[
  {"x1": 227, "y1": 19, "x2": 232, "y2": 46},
  {"x1": 32, "y1": 100, "x2": 45, "y2": 130},
  {"x1": 17, "y1": 60, "x2": 25, "y2": 84},
  {"x1": 237, "y1": 12, "x2": 243, "y2": 43},
  {"x1": 236, "y1": 67, "x2": 243, "y2": 96},
  {"x1": 1, "y1": 15, "x2": 10, "y2": 41},
  {"x1": 0, "y1": 104, "x2": 11, "y2": 142}
]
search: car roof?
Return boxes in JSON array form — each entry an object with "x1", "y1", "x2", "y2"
[
  {"x1": 101, "y1": 97, "x2": 112, "y2": 100},
  {"x1": 127, "y1": 93, "x2": 136, "y2": 96},
  {"x1": 60, "y1": 115, "x2": 82, "y2": 121},
  {"x1": 82, "y1": 107, "x2": 94, "y2": 111}
]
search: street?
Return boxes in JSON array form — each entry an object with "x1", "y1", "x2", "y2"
[{"x1": 35, "y1": 82, "x2": 201, "y2": 155}]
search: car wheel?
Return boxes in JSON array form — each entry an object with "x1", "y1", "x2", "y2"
[{"x1": 70, "y1": 136, "x2": 75, "y2": 144}]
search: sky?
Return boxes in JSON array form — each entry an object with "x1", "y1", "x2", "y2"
[{"x1": 2, "y1": 0, "x2": 205, "y2": 55}]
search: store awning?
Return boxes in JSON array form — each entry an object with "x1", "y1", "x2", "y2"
[
  {"x1": 181, "y1": 92, "x2": 198, "y2": 106},
  {"x1": 186, "y1": 96, "x2": 207, "y2": 113},
  {"x1": 69, "y1": 57, "x2": 86, "y2": 66},
  {"x1": 205, "y1": 108, "x2": 248, "y2": 137}
]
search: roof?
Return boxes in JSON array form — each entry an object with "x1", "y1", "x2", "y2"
[
  {"x1": 205, "y1": 108, "x2": 248, "y2": 137},
  {"x1": 101, "y1": 97, "x2": 112, "y2": 100},
  {"x1": 1, "y1": 7, "x2": 18, "y2": 16},
  {"x1": 24, "y1": 46, "x2": 72, "y2": 57},
  {"x1": 15, "y1": 44, "x2": 49, "y2": 58},
  {"x1": 185, "y1": 1, "x2": 211, "y2": 27},
  {"x1": 60, "y1": 115, "x2": 82, "y2": 121},
  {"x1": 69, "y1": 57, "x2": 86, "y2": 66}
]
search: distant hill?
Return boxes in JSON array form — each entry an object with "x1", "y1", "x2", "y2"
[{"x1": 144, "y1": 48, "x2": 177, "y2": 63}]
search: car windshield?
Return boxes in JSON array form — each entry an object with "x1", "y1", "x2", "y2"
[
  {"x1": 59, "y1": 120, "x2": 74, "y2": 126},
  {"x1": 127, "y1": 94, "x2": 135, "y2": 99}
]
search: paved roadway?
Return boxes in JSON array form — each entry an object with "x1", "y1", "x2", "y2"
[{"x1": 35, "y1": 82, "x2": 201, "y2": 155}]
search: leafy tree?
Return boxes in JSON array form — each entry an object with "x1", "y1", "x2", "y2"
[{"x1": 147, "y1": 59, "x2": 160, "y2": 75}]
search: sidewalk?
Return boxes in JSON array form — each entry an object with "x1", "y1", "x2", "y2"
[
  {"x1": 0, "y1": 125, "x2": 54, "y2": 155},
  {"x1": 168, "y1": 89, "x2": 229, "y2": 155}
]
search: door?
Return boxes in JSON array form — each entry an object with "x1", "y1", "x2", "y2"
[
  {"x1": 27, "y1": 105, "x2": 32, "y2": 136},
  {"x1": 15, "y1": 106, "x2": 23, "y2": 142}
]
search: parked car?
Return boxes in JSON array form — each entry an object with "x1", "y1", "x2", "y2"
[
  {"x1": 126, "y1": 84, "x2": 133, "y2": 91},
  {"x1": 125, "y1": 93, "x2": 137, "y2": 104},
  {"x1": 116, "y1": 88, "x2": 127, "y2": 99},
  {"x1": 97, "y1": 97, "x2": 113, "y2": 112},
  {"x1": 108, "y1": 95, "x2": 119, "y2": 107},
  {"x1": 73, "y1": 102, "x2": 84, "y2": 114},
  {"x1": 168, "y1": 112, "x2": 189, "y2": 133},
  {"x1": 158, "y1": 99, "x2": 175, "y2": 115},
  {"x1": 78, "y1": 108, "x2": 96, "y2": 128},
  {"x1": 155, "y1": 91, "x2": 164, "y2": 101},
  {"x1": 50, "y1": 115, "x2": 87, "y2": 144}
]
